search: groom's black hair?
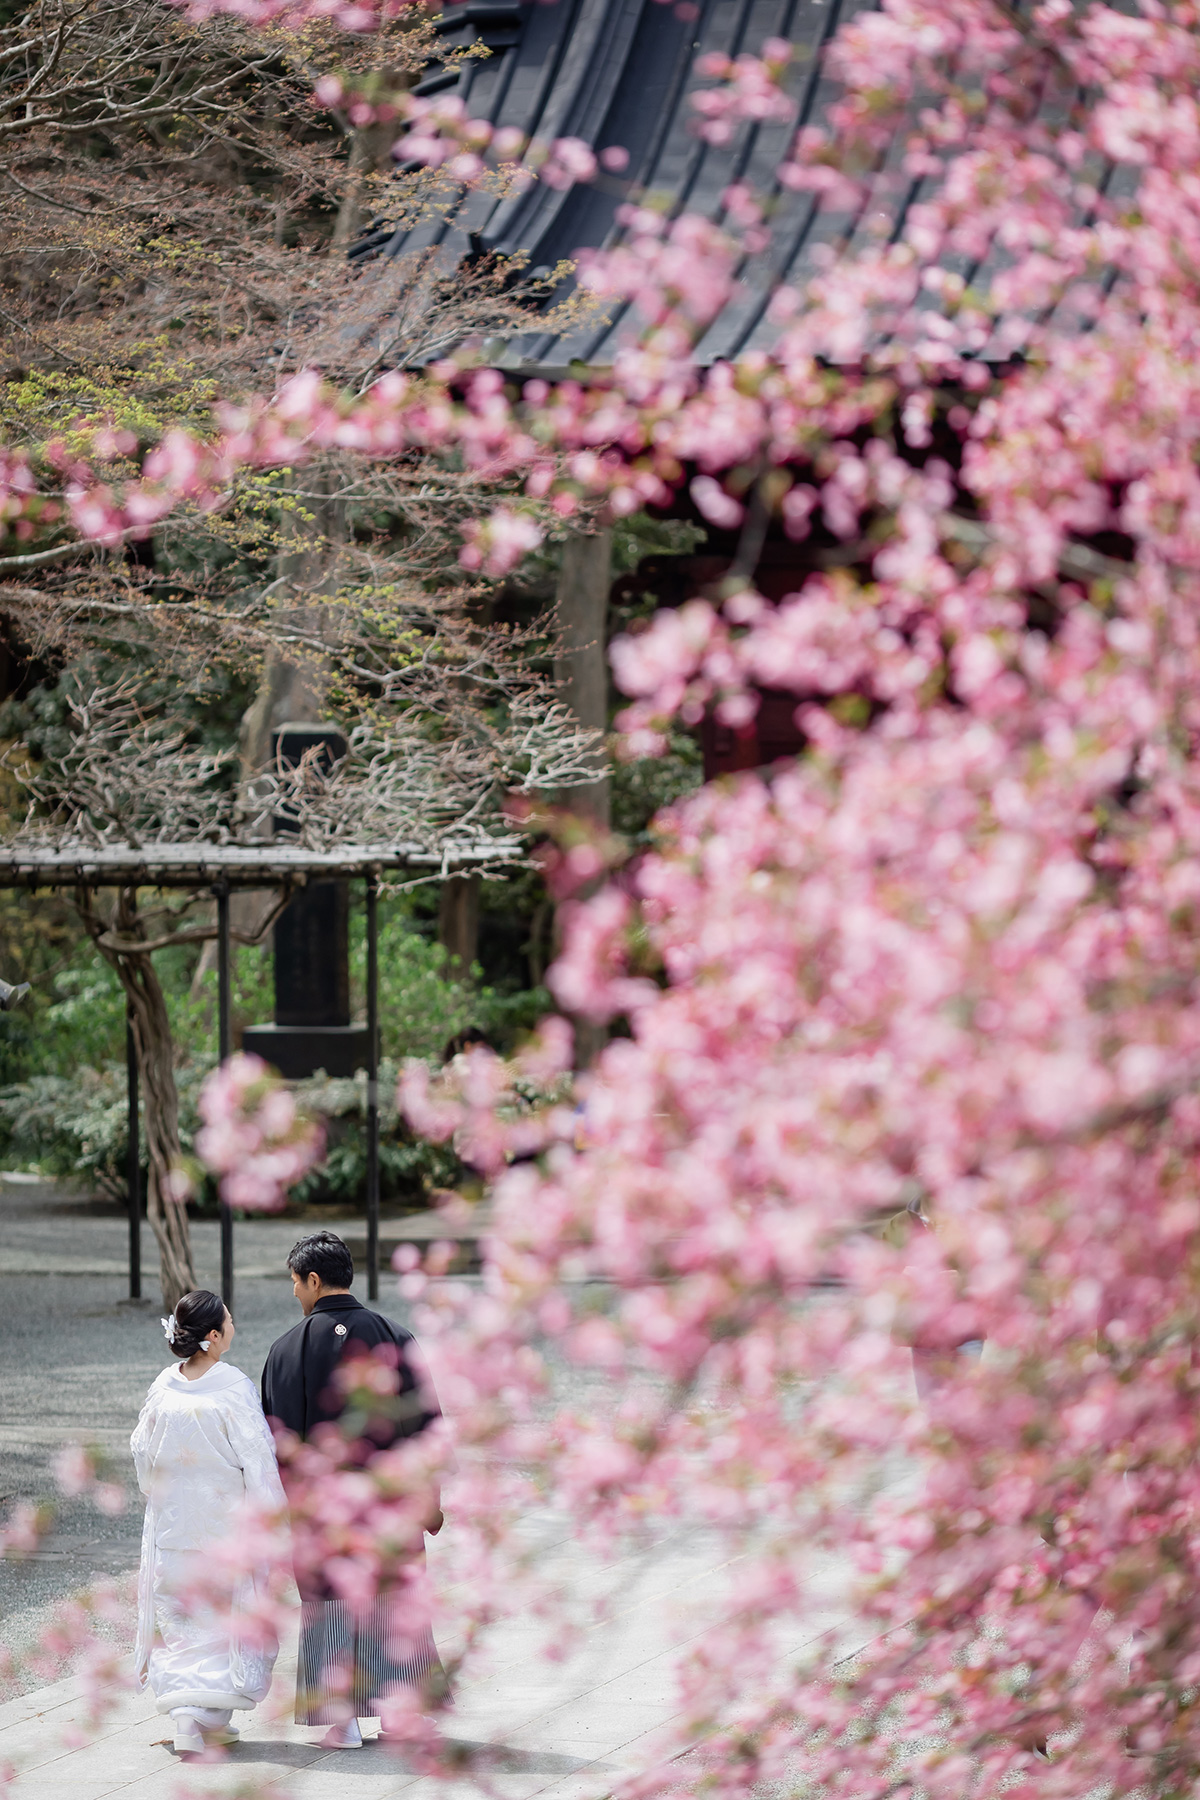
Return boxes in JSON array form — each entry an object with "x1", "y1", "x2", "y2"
[{"x1": 288, "y1": 1229, "x2": 354, "y2": 1290}]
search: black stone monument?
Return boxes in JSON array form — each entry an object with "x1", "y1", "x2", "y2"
[{"x1": 242, "y1": 723, "x2": 371, "y2": 1078}]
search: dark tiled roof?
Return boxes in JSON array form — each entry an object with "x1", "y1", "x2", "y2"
[
  {"x1": 359, "y1": 0, "x2": 1127, "y2": 371},
  {"x1": 358, "y1": 0, "x2": 867, "y2": 368}
]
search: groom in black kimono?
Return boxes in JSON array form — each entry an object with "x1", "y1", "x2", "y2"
[{"x1": 262, "y1": 1229, "x2": 444, "y2": 1750}]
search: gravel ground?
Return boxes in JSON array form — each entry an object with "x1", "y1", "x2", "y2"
[{"x1": 0, "y1": 1179, "x2": 424, "y2": 1689}]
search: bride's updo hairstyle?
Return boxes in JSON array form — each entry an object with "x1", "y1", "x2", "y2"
[{"x1": 166, "y1": 1289, "x2": 226, "y2": 1358}]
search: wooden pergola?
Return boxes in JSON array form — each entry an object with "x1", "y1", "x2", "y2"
[{"x1": 0, "y1": 837, "x2": 518, "y2": 1307}]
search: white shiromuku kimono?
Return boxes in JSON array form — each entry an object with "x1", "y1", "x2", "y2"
[{"x1": 131, "y1": 1361, "x2": 286, "y2": 1715}]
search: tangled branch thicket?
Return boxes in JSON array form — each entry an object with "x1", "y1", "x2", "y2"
[
  {"x1": 0, "y1": 0, "x2": 599, "y2": 670},
  {"x1": 0, "y1": 0, "x2": 613, "y2": 1318},
  {"x1": 3, "y1": 673, "x2": 604, "y2": 851}
]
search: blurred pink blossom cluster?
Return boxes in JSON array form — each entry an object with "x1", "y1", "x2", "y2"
[
  {"x1": 22, "y1": 1586, "x2": 130, "y2": 1723},
  {"x1": 177, "y1": 0, "x2": 425, "y2": 25},
  {"x1": 394, "y1": 97, "x2": 602, "y2": 192},
  {"x1": 304, "y1": 77, "x2": 606, "y2": 194},
  {"x1": 0, "y1": 448, "x2": 60, "y2": 545},
  {"x1": 195, "y1": 1053, "x2": 324, "y2": 1211},
  {"x1": 400, "y1": 1016, "x2": 577, "y2": 1178},
  {"x1": 610, "y1": 449, "x2": 955, "y2": 751},
  {"x1": 459, "y1": 504, "x2": 543, "y2": 575},
  {"x1": 0, "y1": 1500, "x2": 45, "y2": 1562},
  {"x1": 692, "y1": 38, "x2": 796, "y2": 144},
  {"x1": 577, "y1": 210, "x2": 738, "y2": 338},
  {"x1": 16, "y1": 0, "x2": 1200, "y2": 1791},
  {"x1": 398, "y1": 565, "x2": 1200, "y2": 1793},
  {"x1": 51, "y1": 1444, "x2": 126, "y2": 1518}
]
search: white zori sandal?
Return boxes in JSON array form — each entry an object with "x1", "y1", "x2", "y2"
[
  {"x1": 320, "y1": 1719, "x2": 364, "y2": 1749},
  {"x1": 203, "y1": 1723, "x2": 241, "y2": 1746},
  {"x1": 172, "y1": 1717, "x2": 206, "y2": 1756},
  {"x1": 171, "y1": 1712, "x2": 240, "y2": 1754}
]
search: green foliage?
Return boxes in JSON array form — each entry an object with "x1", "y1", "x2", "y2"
[
  {"x1": 25, "y1": 959, "x2": 127, "y2": 1073},
  {"x1": 345, "y1": 903, "x2": 552, "y2": 1060},
  {"x1": 289, "y1": 1061, "x2": 464, "y2": 1207},
  {"x1": 0, "y1": 1066, "x2": 129, "y2": 1194},
  {"x1": 610, "y1": 731, "x2": 704, "y2": 845},
  {"x1": 0, "y1": 891, "x2": 79, "y2": 1082},
  {"x1": 609, "y1": 514, "x2": 706, "y2": 578},
  {"x1": 0, "y1": 351, "x2": 220, "y2": 457},
  {"x1": 0, "y1": 894, "x2": 549, "y2": 1204}
]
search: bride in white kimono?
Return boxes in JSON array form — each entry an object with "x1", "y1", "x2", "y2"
[{"x1": 131, "y1": 1289, "x2": 286, "y2": 1757}]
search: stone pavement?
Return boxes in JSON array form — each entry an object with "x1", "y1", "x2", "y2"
[
  {"x1": 0, "y1": 1179, "x2": 878, "y2": 1798},
  {"x1": 0, "y1": 1510, "x2": 860, "y2": 1800}
]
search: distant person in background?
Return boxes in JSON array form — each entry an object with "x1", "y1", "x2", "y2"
[
  {"x1": 131, "y1": 1290, "x2": 285, "y2": 1758},
  {"x1": 441, "y1": 1026, "x2": 492, "y2": 1064},
  {"x1": 261, "y1": 1229, "x2": 445, "y2": 1751}
]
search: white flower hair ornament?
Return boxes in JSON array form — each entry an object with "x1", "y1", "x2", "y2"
[{"x1": 161, "y1": 1313, "x2": 213, "y2": 1351}]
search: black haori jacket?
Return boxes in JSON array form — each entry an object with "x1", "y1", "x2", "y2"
[
  {"x1": 262, "y1": 1293, "x2": 440, "y2": 1606},
  {"x1": 261, "y1": 1292, "x2": 438, "y2": 1447}
]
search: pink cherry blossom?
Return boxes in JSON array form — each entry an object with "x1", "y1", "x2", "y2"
[
  {"x1": 18, "y1": 2, "x2": 1200, "y2": 1795},
  {"x1": 459, "y1": 506, "x2": 543, "y2": 575},
  {"x1": 196, "y1": 1052, "x2": 324, "y2": 1211}
]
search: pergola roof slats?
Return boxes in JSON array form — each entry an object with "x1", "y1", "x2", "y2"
[{"x1": 0, "y1": 838, "x2": 523, "y2": 888}]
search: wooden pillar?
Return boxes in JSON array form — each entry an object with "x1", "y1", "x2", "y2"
[
  {"x1": 438, "y1": 873, "x2": 481, "y2": 978},
  {"x1": 553, "y1": 527, "x2": 613, "y2": 1067},
  {"x1": 553, "y1": 527, "x2": 613, "y2": 827},
  {"x1": 126, "y1": 1012, "x2": 141, "y2": 1301},
  {"x1": 215, "y1": 881, "x2": 234, "y2": 1312},
  {"x1": 366, "y1": 871, "x2": 380, "y2": 1302}
]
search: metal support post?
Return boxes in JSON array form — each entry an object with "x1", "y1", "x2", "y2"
[
  {"x1": 366, "y1": 871, "x2": 380, "y2": 1302},
  {"x1": 214, "y1": 881, "x2": 234, "y2": 1311},
  {"x1": 126, "y1": 1012, "x2": 141, "y2": 1300}
]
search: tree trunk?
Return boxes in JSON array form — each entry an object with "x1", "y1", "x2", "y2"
[
  {"x1": 553, "y1": 527, "x2": 613, "y2": 1066},
  {"x1": 438, "y1": 873, "x2": 481, "y2": 978},
  {"x1": 553, "y1": 526, "x2": 613, "y2": 828},
  {"x1": 80, "y1": 888, "x2": 196, "y2": 1309},
  {"x1": 225, "y1": 499, "x2": 339, "y2": 995},
  {"x1": 332, "y1": 119, "x2": 397, "y2": 249},
  {"x1": 118, "y1": 948, "x2": 196, "y2": 1310}
]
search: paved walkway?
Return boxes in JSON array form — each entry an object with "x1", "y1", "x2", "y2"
[
  {"x1": 1, "y1": 1514, "x2": 860, "y2": 1800},
  {"x1": 0, "y1": 1173, "x2": 488, "y2": 1654},
  {"x1": 0, "y1": 1179, "x2": 875, "y2": 1798}
]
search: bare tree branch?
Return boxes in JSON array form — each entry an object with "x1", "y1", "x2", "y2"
[
  {"x1": 0, "y1": 538, "x2": 119, "y2": 574},
  {"x1": 92, "y1": 883, "x2": 295, "y2": 953},
  {"x1": 0, "y1": 674, "x2": 606, "y2": 856}
]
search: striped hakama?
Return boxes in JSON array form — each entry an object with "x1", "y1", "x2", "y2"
[{"x1": 295, "y1": 1590, "x2": 445, "y2": 1724}]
